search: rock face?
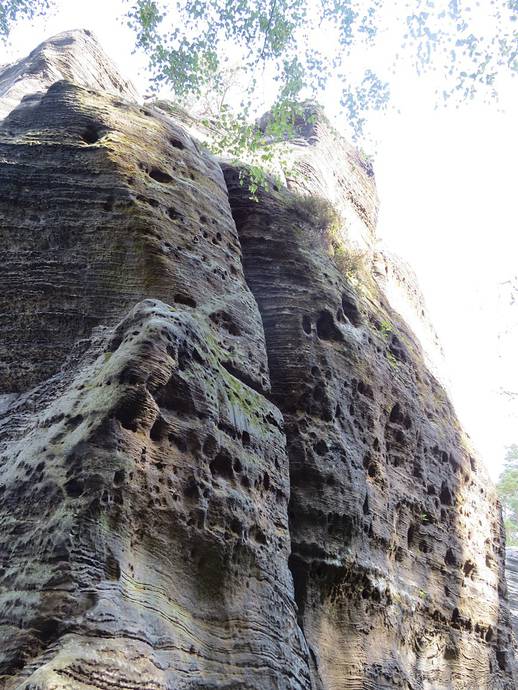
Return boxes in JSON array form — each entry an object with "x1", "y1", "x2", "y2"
[
  {"x1": 372, "y1": 250, "x2": 446, "y2": 384},
  {"x1": 0, "y1": 77, "x2": 267, "y2": 394},
  {"x1": 0, "y1": 30, "x2": 515, "y2": 690},
  {"x1": 224, "y1": 168, "x2": 516, "y2": 690},
  {"x1": 506, "y1": 549, "x2": 518, "y2": 678},
  {"x1": 507, "y1": 549, "x2": 518, "y2": 637},
  {"x1": 259, "y1": 103, "x2": 379, "y2": 251},
  {"x1": 0, "y1": 30, "x2": 137, "y2": 120}
]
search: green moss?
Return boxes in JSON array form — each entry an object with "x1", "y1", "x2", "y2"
[
  {"x1": 192, "y1": 323, "x2": 274, "y2": 434},
  {"x1": 379, "y1": 320, "x2": 393, "y2": 340},
  {"x1": 221, "y1": 368, "x2": 268, "y2": 420},
  {"x1": 333, "y1": 245, "x2": 365, "y2": 278},
  {"x1": 387, "y1": 350, "x2": 399, "y2": 370}
]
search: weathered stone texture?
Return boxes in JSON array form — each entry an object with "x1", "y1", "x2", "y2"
[
  {"x1": 224, "y1": 164, "x2": 516, "y2": 690},
  {"x1": 0, "y1": 299, "x2": 309, "y2": 689},
  {"x1": 0, "y1": 30, "x2": 137, "y2": 120},
  {"x1": 372, "y1": 250, "x2": 446, "y2": 383},
  {"x1": 257, "y1": 103, "x2": 378, "y2": 251},
  {"x1": 507, "y1": 548, "x2": 518, "y2": 637},
  {"x1": 0, "y1": 78, "x2": 268, "y2": 393},
  {"x1": 0, "y1": 29, "x2": 515, "y2": 690}
]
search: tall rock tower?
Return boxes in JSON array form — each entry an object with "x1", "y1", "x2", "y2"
[{"x1": 0, "y1": 30, "x2": 515, "y2": 690}]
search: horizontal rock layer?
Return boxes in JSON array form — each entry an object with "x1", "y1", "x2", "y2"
[
  {"x1": 506, "y1": 548, "x2": 518, "y2": 636},
  {"x1": 0, "y1": 30, "x2": 137, "y2": 120},
  {"x1": 224, "y1": 166, "x2": 516, "y2": 690},
  {"x1": 0, "y1": 29, "x2": 515, "y2": 690},
  {"x1": 0, "y1": 78, "x2": 269, "y2": 394}
]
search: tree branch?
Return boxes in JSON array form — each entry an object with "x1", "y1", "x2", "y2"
[{"x1": 260, "y1": 0, "x2": 278, "y2": 62}]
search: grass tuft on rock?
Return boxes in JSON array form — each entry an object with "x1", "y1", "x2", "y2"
[{"x1": 287, "y1": 191, "x2": 366, "y2": 278}]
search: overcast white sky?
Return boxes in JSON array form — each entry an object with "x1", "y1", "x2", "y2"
[{"x1": 2, "y1": 0, "x2": 517, "y2": 481}]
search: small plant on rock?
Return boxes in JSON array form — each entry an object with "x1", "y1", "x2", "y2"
[
  {"x1": 333, "y1": 245, "x2": 365, "y2": 278},
  {"x1": 288, "y1": 192, "x2": 341, "y2": 238},
  {"x1": 288, "y1": 192, "x2": 366, "y2": 278}
]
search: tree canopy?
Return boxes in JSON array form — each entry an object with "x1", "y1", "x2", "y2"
[
  {"x1": 497, "y1": 444, "x2": 518, "y2": 546},
  {"x1": 2, "y1": 0, "x2": 517, "y2": 181},
  {"x1": 127, "y1": 0, "x2": 517, "y2": 126}
]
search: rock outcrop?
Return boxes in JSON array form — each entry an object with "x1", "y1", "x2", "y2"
[
  {"x1": 0, "y1": 30, "x2": 515, "y2": 690},
  {"x1": 224, "y1": 166, "x2": 516, "y2": 690},
  {"x1": 372, "y1": 250, "x2": 446, "y2": 384},
  {"x1": 0, "y1": 30, "x2": 137, "y2": 120},
  {"x1": 506, "y1": 548, "x2": 518, "y2": 678},
  {"x1": 507, "y1": 549, "x2": 518, "y2": 637}
]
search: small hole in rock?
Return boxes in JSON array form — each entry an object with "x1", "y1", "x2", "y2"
[
  {"x1": 174, "y1": 293, "x2": 196, "y2": 308},
  {"x1": 440, "y1": 483, "x2": 453, "y2": 506},
  {"x1": 314, "y1": 440, "x2": 328, "y2": 456},
  {"x1": 316, "y1": 310, "x2": 343, "y2": 341},
  {"x1": 496, "y1": 650, "x2": 507, "y2": 671},
  {"x1": 36, "y1": 618, "x2": 60, "y2": 644},
  {"x1": 302, "y1": 314, "x2": 312, "y2": 335},
  {"x1": 106, "y1": 554, "x2": 121, "y2": 580},
  {"x1": 389, "y1": 402, "x2": 403, "y2": 424},
  {"x1": 210, "y1": 451, "x2": 233, "y2": 479},
  {"x1": 463, "y1": 560, "x2": 475, "y2": 578},
  {"x1": 82, "y1": 124, "x2": 101, "y2": 144},
  {"x1": 149, "y1": 168, "x2": 173, "y2": 183},
  {"x1": 341, "y1": 293, "x2": 361, "y2": 326},
  {"x1": 168, "y1": 207, "x2": 182, "y2": 221},
  {"x1": 65, "y1": 478, "x2": 83, "y2": 498},
  {"x1": 445, "y1": 548, "x2": 457, "y2": 566}
]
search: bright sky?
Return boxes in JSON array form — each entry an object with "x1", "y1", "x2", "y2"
[{"x1": 2, "y1": 0, "x2": 517, "y2": 481}]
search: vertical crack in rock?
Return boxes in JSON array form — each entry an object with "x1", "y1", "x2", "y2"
[{"x1": 223, "y1": 155, "x2": 517, "y2": 689}]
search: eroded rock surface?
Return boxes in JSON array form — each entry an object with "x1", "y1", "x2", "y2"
[
  {"x1": 0, "y1": 30, "x2": 137, "y2": 120},
  {"x1": 507, "y1": 549, "x2": 518, "y2": 637},
  {"x1": 224, "y1": 164, "x2": 516, "y2": 690},
  {"x1": 0, "y1": 76, "x2": 268, "y2": 393},
  {"x1": 0, "y1": 299, "x2": 309, "y2": 689},
  {"x1": 0, "y1": 30, "x2": 515, "y2": 690},
  {"x1": 372, "y1": 250, "x2": 446, "y2": 384},
  {"x1": 260, "y1": 103, "x2": 379, "y2": 251}
]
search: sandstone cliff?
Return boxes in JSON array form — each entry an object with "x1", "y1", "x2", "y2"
[
  {"x1": 507, "y1": 549, "x2": 518, "y2": 638},
  {"x1": 0, "y1": 31, "x2": 515, "y2": 690}
]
